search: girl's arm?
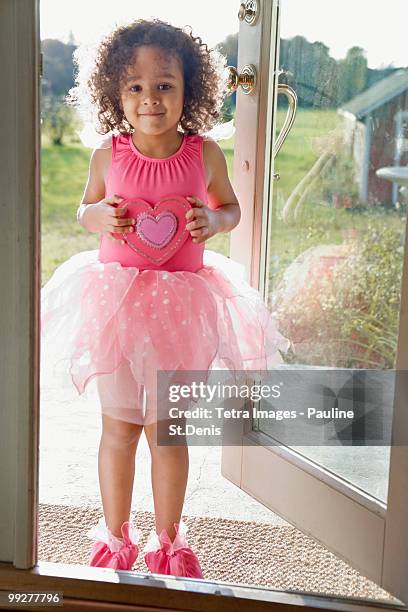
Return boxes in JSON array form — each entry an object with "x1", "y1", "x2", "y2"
[
  {"x1": 204, "y1": 139, "x2": 241, "y2": 234},
  {"x1": 186, "y1": 139, "x2": 241, "y2": 244},
  {"x1": 77, "y1": 148, "x2": 133, "y2": 238},
  {"x1": 77, "y1": 148, "x2": 109, "y2": 227}
]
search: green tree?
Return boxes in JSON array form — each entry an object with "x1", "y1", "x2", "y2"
[
  {"x1": 41, "y1": 39, "x2": 76, "y2": 97},
  {"x1": 216, "y1": 32, "x2": 238, "y2": 110},
  {"x1": 339, "y1": 46, "x2": 367, "y2": 104},
  {"x1": 42, "y1": 95, "x2": 80, "y2": 146}
]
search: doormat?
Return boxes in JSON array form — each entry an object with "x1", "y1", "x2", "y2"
[{"x1": 38, "y1": 503, "x2": 396, "y2": 602}]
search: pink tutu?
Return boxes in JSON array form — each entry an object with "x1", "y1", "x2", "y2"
[{"x1": 40, "y1": 249, "x2": 289, "y2": 424}]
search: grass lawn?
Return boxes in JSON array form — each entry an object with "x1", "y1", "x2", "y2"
[{"x1": 268, "y1": 109, "x2": 406, "y2": 288}]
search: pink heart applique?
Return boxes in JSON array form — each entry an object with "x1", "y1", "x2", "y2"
[
  {"x1": 111, "y1": 196, "x2": 192, "y2": 264},
  {"x1": 137, "y1": 211, "x2": 177, "y2": 248}
]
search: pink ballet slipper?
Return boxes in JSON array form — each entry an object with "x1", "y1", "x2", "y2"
[
  {"x1": 87, "y1": 517, "x2": 141, "y2": 570},
  {"x1": 144, "y1": 521, "x2": 203, "y2": 578}
]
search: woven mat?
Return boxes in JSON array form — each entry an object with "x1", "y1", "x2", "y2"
[{"x1": 38, "y1": 503, "x2": 396, "y2": 601}]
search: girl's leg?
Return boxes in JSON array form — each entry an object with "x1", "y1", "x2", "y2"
[
  {"x1": 143, "y1": 366, "x2": 189, "y2": 541},
  {"x1": 98, "y1": 414, "x2": 143, "y2": 538},
  {"x1": 96, "y1": 361, "x2": 145, "y2": 538},
  {"x1": 144, "y1": 420, "x2": 189, "y2": 542}
]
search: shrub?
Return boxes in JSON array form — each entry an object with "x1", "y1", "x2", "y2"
[{"x1": 272, "y1": 224, "x2": 405, "y2": 368}]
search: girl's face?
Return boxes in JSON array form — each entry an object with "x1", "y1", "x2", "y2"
[{"x1": 120, "y1": 45, "x2": 185, "y2": 136}]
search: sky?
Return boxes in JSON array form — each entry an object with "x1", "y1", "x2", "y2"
[{"x1": 40, "y1": 0, "x2": 407, "y2": 69}]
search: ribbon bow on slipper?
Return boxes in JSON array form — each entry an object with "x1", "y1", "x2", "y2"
[
  {"x1": 87, "y1": 517, "x2": 141, "y2": 570},
  {"x1": 144, "y1": 520, "x2": 204, "y2": 578}
]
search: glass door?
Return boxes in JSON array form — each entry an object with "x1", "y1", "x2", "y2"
[{"x1": 223, "y1": 0, "x2": 408, "y2": 602}]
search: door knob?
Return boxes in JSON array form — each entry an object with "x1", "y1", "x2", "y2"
[
  {"x1": 226, "y1": 64, "x2": 257, "y2": 95},
  {"x1": 238, "y1": 0, "x2": 259, "y2": 25}
]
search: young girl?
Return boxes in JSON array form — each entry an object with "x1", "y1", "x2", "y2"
[{"x1": 40, "y1": 18, "x2": 289, "y2": 578}]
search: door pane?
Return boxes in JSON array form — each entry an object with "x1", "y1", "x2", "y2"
[{"x1": 260, "y1": 0, "x2": 408, "y2": 503}]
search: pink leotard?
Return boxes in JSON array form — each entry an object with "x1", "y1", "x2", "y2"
[{"x1": 98, "y1": 132, "x2": 209, "y2": 272}]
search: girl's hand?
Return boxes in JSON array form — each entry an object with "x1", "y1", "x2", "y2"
[
  {"x1": 79, "y1": 195, "x2": 136, "y2": 244},
  {"x1": 185, "y1": 196, "x2": 220, "y2": 244}
]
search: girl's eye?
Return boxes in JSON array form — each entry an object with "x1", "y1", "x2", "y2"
[{"x1": 129, "y1": 83, "x2": 172, "y2": 93}]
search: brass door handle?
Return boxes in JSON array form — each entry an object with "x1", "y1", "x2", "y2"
[
  {"x1": 273, "y1": 84, "x2": 298, "y2": 158},
  {"x1": 225, "y1": 68, "x2": 296, "y2": 160},
  {"x1": 226, "y1": 64, "x2": 257, "y2": 95}
]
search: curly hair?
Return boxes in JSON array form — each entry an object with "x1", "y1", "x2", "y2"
[{"x1": 68, "y1": 19, "x2": 228, "y2": 136}]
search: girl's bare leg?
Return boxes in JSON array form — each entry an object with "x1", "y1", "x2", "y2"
[
  {"x1": 98, "y1": 414, "x2": 143, "y2": 538},
  {"x1": 144, "y1": 420, "x2": 189, "y2": 542}
]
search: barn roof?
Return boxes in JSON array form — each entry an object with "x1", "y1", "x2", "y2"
[{"x1": 340, "y1": 69, "x2": 408, "y2": 119}]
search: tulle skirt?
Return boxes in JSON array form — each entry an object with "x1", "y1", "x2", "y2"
[{"x1": 40, "y1": 249, "x2": 289, "y2": 425}]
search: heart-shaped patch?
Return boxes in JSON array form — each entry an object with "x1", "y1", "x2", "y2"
[
  {"x1": 137, "y1": 211, "x2": 177, "y2": 248},
  {"x1": 111, "y1": 196, "x2": 192, "y2": 264}
]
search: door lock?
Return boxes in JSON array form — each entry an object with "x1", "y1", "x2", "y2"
[{"x1": 238, "y1": 0, "x2": 259, "y2": 25}]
